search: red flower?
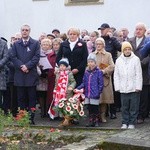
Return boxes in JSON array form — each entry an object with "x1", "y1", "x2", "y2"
[
  {"x1": 66, "y1": 106, "x2": 71, "y2": 112},
  {"x1": 79, "y1": 111, "x2": 84, "y2": 116},
  {"x1": 50, "y1": 128, "x2": 55, "y2": 132},
  {"x1": 31, "y1": 107, "x2": 36, "y2": 111},
  {"x1": 72, "y1": 104, "x2": 78, "y2": 109},
  {"x1": 58, "y1": 103, "x2": 64, "y2": 108}
]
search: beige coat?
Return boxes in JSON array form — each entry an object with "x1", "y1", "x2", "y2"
[{"x1": 93, "y1": 50, "x2": 114, "y2": 104}]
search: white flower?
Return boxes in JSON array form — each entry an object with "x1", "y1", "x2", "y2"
[
  {"x1": 70, "y1": 111, "x2": 74, "y2": 115},
  {"x1": 60, "y1": 98, "x2": 67, "y2": 102},
  {"x1": 67, "y1": 102, "x2": 70, "y2": 106}
]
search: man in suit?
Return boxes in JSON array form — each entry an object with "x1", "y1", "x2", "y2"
[
  {"x1": 11, "y1": 24, "x2": 40, "y2": 124},
  {"x1": 129, "y1": 22, "x2": 150, "y2": 124}
]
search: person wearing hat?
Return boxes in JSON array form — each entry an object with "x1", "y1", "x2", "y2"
[
  {"x1": 52, "y1": 29, "x2": 60, "y2": 38},
  {"x1": 47, "y1": 34, "x2": 56, "y2": 41},
  {"x1": 98, "y1": 23, "x2": 121, "y2": 119},
  {"x1": 49, "y1": 58, "x2": 76, "y2": 119},
  {"x1": 75, "y1": 53, "x2": 103, "y2": 127},
  {"x1": 114, "y1": 41, "x2": 142, "y2": 129}
]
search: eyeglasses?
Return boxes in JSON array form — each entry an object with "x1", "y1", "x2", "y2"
[
  {"x1": 14, "y1": 38, "x2": 21, "y2": 40},
  {"x1": 22, "y1": 29, "x2": 29, "y2": 32},
  {"x1": 84, "y1": 40, "x2": 90, "y2": 42}
]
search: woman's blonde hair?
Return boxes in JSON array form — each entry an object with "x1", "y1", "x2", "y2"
[
  {"x1": 67, "y1": 27, "x2": 80, "y2": 36},
  {"x1": 52, "y1": 38, "x2": 63, "y2": 44},
  {"x1": 41, "y1": 38, "x2": 52, "y2": 46}
]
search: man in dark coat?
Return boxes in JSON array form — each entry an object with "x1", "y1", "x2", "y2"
[
  {"x1": 98, "y1": 23, "x2": 121, "y2": 119},
  {"x1": 128, "y1": 22, "x2": 150, "y2": 123},
  {"x1": 0, "y1": 38, "x2": 9, "y2": 111},
  {"x1": 11, "y1": 24, "x2": 40, "y2": 124}
]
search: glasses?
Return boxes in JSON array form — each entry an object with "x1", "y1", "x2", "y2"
[
  {"x1": 84, "y1": 40, "x2": 90, "y2": 42},
  {"x1": 22, "y1": 29, "x2": 29, "y2": 32},
  {"x1": 14, "y1": 38, "x2": 21, "y2": 40}
]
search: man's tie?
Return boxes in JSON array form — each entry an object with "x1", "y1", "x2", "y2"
[{"x1": 24, "y1": 41, "x2": 28, "y2": 46}]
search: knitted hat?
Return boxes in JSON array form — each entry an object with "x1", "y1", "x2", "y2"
[
  {"x1": 87, "y1": 53, "x2": 97, "y2": 63},
  {"x1": 58, "y1": 58, "x2": 69, "y2": 67},
  {"x1": 121, "y1": 41, "x2": 132, "y2": 52}
]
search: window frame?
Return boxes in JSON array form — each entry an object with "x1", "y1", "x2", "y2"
[{"x1": 64, "y1": 0, "x2": 104, "y2": 6}]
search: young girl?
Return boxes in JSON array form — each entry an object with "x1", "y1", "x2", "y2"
[
  {"x1": 76, "y1": 53, "x2": 104, "y2": 127},
  {"x1": 49, "y1": 58, "x2": 76, "y2": 119}
]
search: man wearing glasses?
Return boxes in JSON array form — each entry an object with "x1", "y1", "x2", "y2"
[{"x1": 11, "y1": 24, "x2": 40, "y2": 124}]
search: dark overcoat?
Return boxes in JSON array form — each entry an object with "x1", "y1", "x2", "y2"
[
  {"x1": 0, "y1": 39, "x2": 9, "y2": 90},
  {"x1": 56, "y1": 39, "x2": 88, "y2": 86},
  {"x1": 129, "y1": 36, "x2": 150, "y2": 85},
  {"x1": 11, "y1": 38, "x2": 40, "y2": 86}
]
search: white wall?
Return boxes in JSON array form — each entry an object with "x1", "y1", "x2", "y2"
[{"x1": 1, "y1": 0, "x2": 150, "y2": 42}]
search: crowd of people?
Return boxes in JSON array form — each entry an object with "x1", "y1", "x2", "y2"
[{"x1": 0, "y1": 22, "x2": 150, "y2": 128}]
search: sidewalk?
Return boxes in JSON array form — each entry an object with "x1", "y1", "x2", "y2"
[
  {"x1": 34, "y1": 110, "x2": 149, "y2": 130},
  {"x1": 33, "y1": 110, "x2": 150, "y2": 149}
]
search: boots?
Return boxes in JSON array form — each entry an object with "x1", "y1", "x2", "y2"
[
  {"x1": 29, "y1": 111, "x2": 35, "y2": 125},
  {"x1": 94, "y1": 115, "x2": 100, "y2": 127},
  {"x1": 39, "y1": 98, "x2": 46, "y2": 118},
  {"x1": 101, "y1": 112, "x2": 107, "y2": 123},
  {"x1": 86, "y1": 114, "x2": 95, "y2": 127}
]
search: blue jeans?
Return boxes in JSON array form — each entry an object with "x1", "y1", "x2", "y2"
[{"x1": 121, "y1": 92, "x2": 140, "y2": 125}]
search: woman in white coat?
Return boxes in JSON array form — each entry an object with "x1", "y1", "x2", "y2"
[{"x1": 114, "y1": 41, "x2": 142, "y2": 129}]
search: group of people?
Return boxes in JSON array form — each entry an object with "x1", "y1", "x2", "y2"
[{"x1": 0, "y1": 22, "x2": 150, "y2": 128}]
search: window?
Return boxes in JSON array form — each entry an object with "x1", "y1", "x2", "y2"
[
  {"x1": 32, "y1": 0, "x2": 48, "y2": 1},
  {"x1": 65, "y1": 0, "x2": 104, "y2": 6}
]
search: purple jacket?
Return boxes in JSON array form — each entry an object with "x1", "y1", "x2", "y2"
[{"x1": 77, "y1": 67, "x2": 103, "y2": 99}]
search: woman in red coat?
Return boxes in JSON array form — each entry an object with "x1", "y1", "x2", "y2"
[{"x1": 46, "y1": 38, "x2": 62, "y2": 114}]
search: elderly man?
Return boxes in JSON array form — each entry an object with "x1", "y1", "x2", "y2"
[
  {"x1": 0, "y1": 38, "x2": 9, "y2": 112},
  {"x1": 11, "y1": 24, "x2": 40, "y2": 124},
  {"x1": 129, "y1": 22, "x2": 149, "y2": 124},
  {"x1": 121, "y1": 28, "x2": 130, "y2": 41}
]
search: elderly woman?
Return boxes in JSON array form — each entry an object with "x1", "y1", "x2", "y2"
[
  {"x1": 93, "y1": 37, "x2": 115, "y2": 123},
  {"x1": 56, "y1": 27, "x2": 88, "y2": 87},
  {"x1": 37, "y1": 38, "x2": 53, "y2": 117}
]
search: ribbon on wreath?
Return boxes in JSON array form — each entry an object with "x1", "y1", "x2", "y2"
[
  {"x1": 72, "y1": 89, "x2": 85, "y2": 112},
  {"x1": 48, "y1": 70, "x2": 69, "y2": 119}
]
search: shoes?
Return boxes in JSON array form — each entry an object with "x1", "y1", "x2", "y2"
[
  {"x1": 101, "y1": 113, "x2": 107, "y2": 123},
  {"x1": 116, "y1": 108, "x2": 121, "y2": 112},
  {"x1": 110, "y1": 114, "x2": 117, "y2": 119},
  {"x1": 137, "y1": 119, "x2": 144, "y2": 124},
  {"x1": 30, "y1": 120, "x2": 35, "y2": 125},
  {"x1": 71, "y1": 119, "x2": 79, "y2": 125},
  {"x1": 121, "y1": 124, "x2": 128, "y2": 129},
  {"x1": 128, "y1": 125, "x2": 135, "y2": 129}
]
